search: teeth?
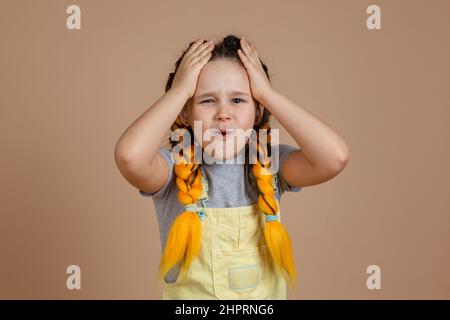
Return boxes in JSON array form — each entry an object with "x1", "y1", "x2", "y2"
[{"x1": 214, "y1": 128, "x2": 234, "y2": 136}]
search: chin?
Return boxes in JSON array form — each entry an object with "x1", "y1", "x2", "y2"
[
  {"x1": 210, "y1": 148, "x2": 235, "y2": 160},
  {"x1": 203, "y1": 141, "x2": 244, "y2": 163}
]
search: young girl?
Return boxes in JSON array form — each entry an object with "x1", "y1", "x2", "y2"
[{"x1": 115, "y1": 35, "x2": 349, "y2": 300}]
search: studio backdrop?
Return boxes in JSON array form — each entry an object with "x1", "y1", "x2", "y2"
[{"x1": 0, "y1": 0, "x2": 449, "y2": 299}]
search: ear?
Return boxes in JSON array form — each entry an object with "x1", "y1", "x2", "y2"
[
  {"x1": 179, "y1": 105, "x2": 190, "y2": 126},
  {"x1": 255, "y1": 104, "x2": 264, "y2": 125}
]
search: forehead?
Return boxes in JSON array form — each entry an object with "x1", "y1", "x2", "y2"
[{"x1": 195, "y1": 59, "x2": 250, "y2": 95}]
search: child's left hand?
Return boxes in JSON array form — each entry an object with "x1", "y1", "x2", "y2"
[{"x1": 237, "y1": 38, "x2": 273, "y2": 102}]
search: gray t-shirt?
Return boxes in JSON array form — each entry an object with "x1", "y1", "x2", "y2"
[{"x1": 139, "y1": 143, "x2": 302, "y2": 283}]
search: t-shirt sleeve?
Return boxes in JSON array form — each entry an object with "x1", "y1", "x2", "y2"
[
  {"x1": 138, "y1": 147, "x2": 174, "y2": 198},
  {"x1": 275, "y1": 143, "x2": 302, "y2": 194}
]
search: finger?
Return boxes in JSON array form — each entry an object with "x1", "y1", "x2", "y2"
[
  {"x1": 185, "y1": 38, "x2": 205, "y2": 56},
  {"x1": 248, "y1": 42, "x2": 263, "y2": 68},
  {"x1": 191, "y1": 40, "x2": 213, "y2": 58},
  {"x1": 240, "y1": 38, "x2": 257, "y2": 64},
  {"x1": 243, "y1": 40, "x2": 258, "y2": 60},
  {"x1": 180, "y1": 39, "x2": 205, "y2": 67},
  {"x1": 191, "y1": 46, "x2": 213, "y2": 65},
  {"x1": 250, "y1": 42, "x2": 259, "y2": 58},
  {"x1": 237, "y1": 48, "x2": 251, "y2": 68},
  {"x1": 198, "y1": 41, "x2": 214, "y2": 55},
  {"x1": 189, "y1": 41, "x2": 213, "y2": 65},
  {"x1": 195, "y1": 51, "x2": 212, "y2": 67},
  {"x1": 241, "y1": 38, "x2": 252, "y2": 60},
  {"x1": 240, "y1": 37, "x2": 251, "y2": 56}
]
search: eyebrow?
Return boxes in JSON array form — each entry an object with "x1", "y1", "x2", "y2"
[{"x1": 194, "y1": 91, "x2": 250, "y2": 99}]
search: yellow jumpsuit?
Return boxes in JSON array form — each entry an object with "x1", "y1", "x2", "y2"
[{"x1": 161, "y1": 173, "x2": 287, "y2": 300}]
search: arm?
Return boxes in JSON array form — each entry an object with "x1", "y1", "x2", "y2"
[
  {"x1": 238, "y1": 37, "x2": 350, "y2": 188},
  {"x1": 114, "y1": 38, "x2": 214, "y2": 194},
  {"x1": 260, "y1": 88, "x2": 350, "y2": 188},
  {"x1": 114, "y1": 89, "x2": 189, "y2": 194}
]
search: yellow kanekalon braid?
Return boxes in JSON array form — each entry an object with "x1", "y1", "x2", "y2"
[
  {"x1": 252, "y1": 123, "x2": 297, "y2": 285},
  {"x1": 158, "y1": 145, "x2": 204, "y2": 281}
]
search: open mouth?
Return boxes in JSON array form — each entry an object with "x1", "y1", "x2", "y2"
[{"x1": 215, "y1": 128, "x2": 234, "y2": 140}]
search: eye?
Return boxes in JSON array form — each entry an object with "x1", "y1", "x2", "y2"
[
  {"x1": 232, "y1": 98, "x2": 245, "y2": 103},
  {"x1": 200, "y1": 99, "x2": 214, "y2": 104}
]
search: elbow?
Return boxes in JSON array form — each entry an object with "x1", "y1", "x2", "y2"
[
  {"x1": 114, "y1": 142, "x2": 153, "y2": 173},
  {"x1": 332, "y1": 145, "x2": 350, "y2": 173},
  {"x1": 114, "y1": 143, "x2": 136, "y2": 168},
  {"x1": 323, "y1": 144, "x2": 349, "y2": 176},
  {"x1": 338, "y1": 143, "x2": 350, "y2": 166}
]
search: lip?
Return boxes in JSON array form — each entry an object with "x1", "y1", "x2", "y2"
[{"x1": 213, "y1": 128, "x2": 234, "y2": 140}]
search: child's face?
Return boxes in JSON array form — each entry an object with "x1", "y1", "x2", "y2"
[{"x1": 182, "y1": 59, "x2": 263, "y2": 161}]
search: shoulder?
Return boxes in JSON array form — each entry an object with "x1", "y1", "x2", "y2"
[{"x1": 138, "y1": 147, "x2": 175, "y2": 198}]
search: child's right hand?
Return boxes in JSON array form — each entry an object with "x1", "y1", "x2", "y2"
[{"x1": 170, "y1": 38, "x2": 214, "y2": 100}]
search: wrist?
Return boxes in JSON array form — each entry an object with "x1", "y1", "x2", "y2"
[
  {"x1": 257, "y1": 87, "x2": 277, "y2": 107},
  {"x1": 168, "y1": 87, "x2": 191, "y2": 102}
]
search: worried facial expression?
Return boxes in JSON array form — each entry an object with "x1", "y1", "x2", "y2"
[{"x1": 181, "y1": 59, "x2": 264, "y2": 161}]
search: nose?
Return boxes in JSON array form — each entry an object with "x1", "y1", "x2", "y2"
[
  {"x1": 215, "y1": 104, "x2": 233, "y2": 122},
  {"x1": 215, "y1": 113, "x2": 231, "y2": 121}
]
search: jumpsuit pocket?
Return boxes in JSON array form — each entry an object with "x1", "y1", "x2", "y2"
[{"x1": 211, "y1": 245, "x2": 271, "y2": 299}]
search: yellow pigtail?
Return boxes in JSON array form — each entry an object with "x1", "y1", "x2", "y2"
[
  {"x1": 158, "y1": 145, "x2": 204, "y2": 282},
  {"x1": 252, "y1": 124, "x2": 297, "y2": 286}
]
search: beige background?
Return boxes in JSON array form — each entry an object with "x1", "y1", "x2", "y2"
[{"x1": 1, "y1": 0, "x2": 449, "y2": 299}]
